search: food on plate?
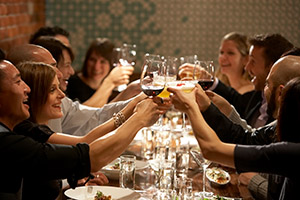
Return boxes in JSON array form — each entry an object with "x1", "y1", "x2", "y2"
[
  {"x1": 110, "y1": 162, "x2": 120, "y2": 170},
  {"x1": 94, "y1": 190, "x2": 112, "y2": 200},
  {"x1": 206, "y1": 167, "x2": 230, "y2": 185}
]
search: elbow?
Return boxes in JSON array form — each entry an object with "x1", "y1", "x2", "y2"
[{"x1": 201, "y1": 144, "x2": 217, "y2": 161}]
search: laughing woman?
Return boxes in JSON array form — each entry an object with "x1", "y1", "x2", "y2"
[{"x1": 13, "y1": 61, "x2": 164, "y2": 199}]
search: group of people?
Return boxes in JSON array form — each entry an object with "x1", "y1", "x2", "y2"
[
  {"x1": 0, "y1": 26, "x2": 168, "y2": 200},
  {"x1": 0, "y1": 25, "x2": 300, "y2": 200}
]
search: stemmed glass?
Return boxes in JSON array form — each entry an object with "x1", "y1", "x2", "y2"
[
  {"x1": 142, "y1": 54, "x2": 166, "y2": 131},
  {"x1": 194, "y1": 61, "x2": 215, "y2": 90},
  {"x1": 122, "y1": 43, "x2": 137, "y2": 67},
  {"x1": 140, "y1": 55, "x2": 165, "y2": 98},
  {"x1": 179, "y1": 55, "x2": 198, "y2": 80},
  {"x1": 112, "y1": 44, "x2": 137, "y2": 92},
  {"x1": 157, "y1": 56, "x2": 178, "y2": 98},
  {"x1": 177, "y1": 55, "x2": 198, "y2": 133},
  {"x1": 190, "y1": 150, "x2": 214, "y2": 199},
  {"x1": 112, "y1": 47, "x2": 126, "y2": 92}
]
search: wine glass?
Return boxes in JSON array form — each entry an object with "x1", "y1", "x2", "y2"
[
  {"x1": 190, "y1": 150, "x2": 214, "y2": 198},
  {"x1": 112, "y1": 44, "x2": 137, "y2": 92},
  {"x1": 194, "y1": 61, "x2": 215, "y2": 90},
  {"x1": 112, "y1": 47, "x2": 127, "y2": 92},
  {"x1": 157, "y1": 56, "x2": 178, "y2": 98},
  {"x1": 179, "y1": 55, "x2": 198, "y2": 80},
  {"x1": 177, "y1": 55, "x2": 199, "y2": 133},
  {"x1": 140, "y1": 56, "x2": 165, "y2": 98},
  {"x1": 122, "y1": 43, "x2": 137, "y2": 66},
  {"x1": 142, "y1": 54, "x2": 167, "y2": 131}
]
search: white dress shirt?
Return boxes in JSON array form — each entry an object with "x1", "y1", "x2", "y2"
[{"x1": 48, "y1": 97, "x2": 130, "y2": 136}]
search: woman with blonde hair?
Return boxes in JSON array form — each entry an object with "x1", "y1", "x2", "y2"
[{"x1": 216, "y1": 32, "x2": 254, "y2": 94}]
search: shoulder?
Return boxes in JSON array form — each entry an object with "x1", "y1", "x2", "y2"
[{"x1": 14, "y1": 120, "x2": 54, "y2": 143}]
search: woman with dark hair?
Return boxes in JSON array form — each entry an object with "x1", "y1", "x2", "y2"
[
  {"x1": 32, "y1": 36, "x2": 75, "y2": 92},
  {"x1": 67, "y1": 38, "x2": 139, "y2": 107},
  {"x1": 29, "y1": 25, "x2": 70, "y2": 46}
]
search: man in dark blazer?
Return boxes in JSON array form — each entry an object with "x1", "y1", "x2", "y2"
[
  {"x1": 200, "y1": 55, "x2": 300, "y2": 200},
  {"x1": 212, "y1": 33, "x2": 293, "y2": 128}
]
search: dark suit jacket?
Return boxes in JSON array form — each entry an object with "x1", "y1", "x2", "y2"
[
  {"x1": 202, "y1": 104, "x2": 282, "y2": 199},
  {"x1": 202, "y1": 103, "x2": 277, "y2": 145},
  {"x1": 213, "y1": 81, "x2": 263, "y2": 127}
]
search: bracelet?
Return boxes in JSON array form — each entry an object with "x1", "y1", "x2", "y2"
[{"x1": 113, "y1": 111, "x2": 126, "y2": 128}]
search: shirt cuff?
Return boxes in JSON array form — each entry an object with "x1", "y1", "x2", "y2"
[{"x1": 248, "y1": 174, "x2": 268, "y2": 199}]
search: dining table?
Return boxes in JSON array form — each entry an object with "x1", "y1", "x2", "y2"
[{"x1": 62, "y1": 130, "x2": 255, "y2": 200}]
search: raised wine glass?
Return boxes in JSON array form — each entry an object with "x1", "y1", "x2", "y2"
[
  {"x1": 122, "y1": 43, "x2": 137, "y2": 67},
  {"x1": 157, "y1": 56, "x2": 178, "y2": 99},
  {"x1": 177, "y1": 55, "x2": 198, "y2": 133},
  {"x1": 140, "y1": 55, "x2": 165, "y2": 98},
  {"x1": 142, "y1": 54, "x2": 166, "y2": 131},
  {"x1": 112, "y1": 44, "x2": 137, "y2": 92},
  {"x1": 112, "y1": 47, "x2": 127, "y2": 92},
  {"x1": 194, "y1": 61, "x2": 215, "y2": 90}
]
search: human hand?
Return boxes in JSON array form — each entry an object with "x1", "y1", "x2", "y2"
[
  {"x1": 107, "y1": 65, "x2": 134, "y2": 86},
  {"x1": 118, "y1": 79, "x2": 141, "y2": 99},
  {"x1": 194, "y1": 84, "x2": 211, "y2": 112},
  {"x1": 205, "y1": 90, "x2": 233, "y2": 116},
  {"x1": 78, "y1": 172, "x2": 109, "y2": 186},
  {"x1": 168, "y1": 86, "x2": 198, "y2": 113},
  {"x1": 153, "y1": 96, "x2": 172, "y2": 114},
  {"x1": 133, "y1": 98, "x2": 161, "y2": 127},
  {"x1": 178, "y1": 63, "x2": 194, "y2": 80}
]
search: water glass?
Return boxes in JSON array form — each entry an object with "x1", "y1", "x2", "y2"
[
  {"x1": 135, "y1": 165, "x2": 156, "y2": 190},
  {"x1": 173, "y1": 177, "x2": 193, "y2": 200},
  {"x1": 119, "y1": 155, "x2": 136, "y2": 189},
  {"x1": 175, "y1": 145, "x2": 190, "y2": 178},
  {"x1": 159, "y1": 160, "x2": 175, "y2": 191},
  {"x1": 141, "y1": 128, "x2": 155, "y2": 160}
]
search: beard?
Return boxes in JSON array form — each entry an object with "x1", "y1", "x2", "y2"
[{"x1": 266, "y1": 87, "x2": 277, "y2": 118}]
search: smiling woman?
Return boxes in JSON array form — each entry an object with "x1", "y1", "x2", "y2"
[
  {"x1": 216, "y1": 32, "x2": 254, "y2": 94},
  {"x1": 0, "y1": 59, "x2": 163, "y2": 200},
  {"x1": 16, "y1": 61, "x2": 65, "y2": 124}
]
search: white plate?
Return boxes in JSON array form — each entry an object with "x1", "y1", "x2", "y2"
[
  {"x1": 100, "y1": 158, "x2": 148, "y2": 180},
  {"x1": 206, "y1": 167, "x2": 231, "y2": 186},
  {"x1": 64, "y1": 185, "x2": 140, "y2": 200}
]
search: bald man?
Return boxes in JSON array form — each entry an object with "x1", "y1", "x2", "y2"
[
  {"x1": 6, "y1": 44, "x2": 134, "y2": 135},
  {"x1": 195, "y1": 55, "x2": 300, "y2": 199}
]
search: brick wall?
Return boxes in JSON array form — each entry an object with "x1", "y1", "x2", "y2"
[{"x1": 0, "y1": 0, "x2": 45, "y2": 53}]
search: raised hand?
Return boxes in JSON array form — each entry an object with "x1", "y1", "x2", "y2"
[
  {"x1": 133, "y1": 98, "x2": 161, "y2": 127},
  {"x1": 167, "y1": 86, "x2": 198, "y2": 113},
  {"x1": 107, "y1": 65, "x2": 134, "y2": 86}
]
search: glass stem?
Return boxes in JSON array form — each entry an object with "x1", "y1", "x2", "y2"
[
  {"x1": 202, "y1": 166, "x2": 206, "y2": 193},
  {"x1": 158, "y1": 115, "x2": 163, "y2": 127},
  {"x1": 182, "y1": 113, "x2": 186, "y2": 131}
]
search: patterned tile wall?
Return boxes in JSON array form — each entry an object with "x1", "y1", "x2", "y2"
[{"x1": 46, "y1": 0, "x2": 300, "y2": 72}]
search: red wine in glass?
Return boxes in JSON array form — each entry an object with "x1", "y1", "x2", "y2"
[
  {"x1": 198, "y1": 79, "x2": 214, "y2": 90},
  {"x1": 141, "y1": 85, "x2": 164, "y2": 97}
]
